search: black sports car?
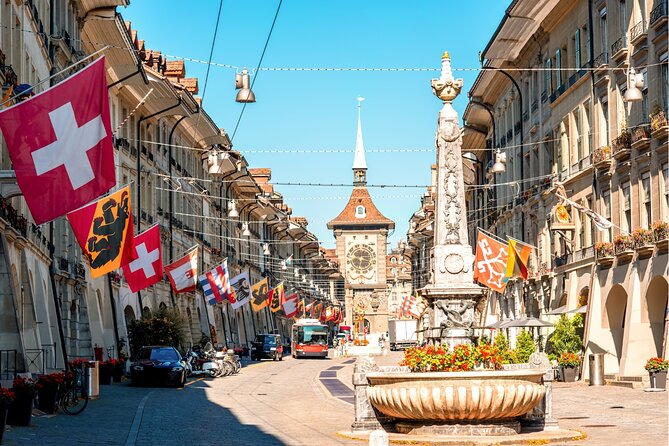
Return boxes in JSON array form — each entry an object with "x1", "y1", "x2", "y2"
[{"x1": 130, "y1": 346, "x2": 186, "y2": 388}]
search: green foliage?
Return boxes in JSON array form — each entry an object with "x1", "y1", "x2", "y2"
[
  {"x1": 546, "y1": 315, "x2": 583, "y2": 356},
  {"x1": 492, "y1": 332, "x2": 514, "y2": 364},
  {"x1": 513, "y1": 330, "x2": 537, "y2": 363},
  {"x1": 127, "y1": 308, "x2": 186, "y2": 358},
  {"x1": 198, "y1": 333, "x2": 211, "y2": 348}
]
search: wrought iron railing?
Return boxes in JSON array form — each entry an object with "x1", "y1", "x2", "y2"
[
  {"x1": 650, "y1": 0, "x2": 668, "y2": 26},
  {"x1": 630, "y1": 20, "x2": 646, "y2": 41},
  {"x1": 593, "y1": 52, "x2": 609, "y2": 68},
  {"x1": 611, "y1": 36, "x2": 627, "y2": 56},
  {"x1": 531, "y1": 99, "x2": 538, "y2": 112}
]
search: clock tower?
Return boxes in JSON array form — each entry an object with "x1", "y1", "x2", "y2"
[{"x1": 327, "y1": 98, "x2": 395, "y2": 336}]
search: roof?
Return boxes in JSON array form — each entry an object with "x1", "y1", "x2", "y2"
[
  {"x1": 327, "y1": 187, "x2": 394, "y2": 229},
  {"x1": 353, "y1": 108, "x2": 367, "y2": 169}
]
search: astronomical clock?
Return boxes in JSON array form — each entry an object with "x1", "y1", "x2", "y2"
[{"x1": 346, "y1": 238, "x2": 377, "y2": 284}]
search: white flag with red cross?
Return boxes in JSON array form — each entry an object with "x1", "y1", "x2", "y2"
[
  {"x1": 0, "y1": 57, "x2": 115, "y2": 225},
  {"x1": 122, "y1": 225, "x2": 163, "y2": 293},
  {"x1": 165, "y1": 247, "x2": 198, "y2": 294}
]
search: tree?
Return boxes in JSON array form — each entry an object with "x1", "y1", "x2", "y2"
[
  {"x1": 513, "y1": 330, "x2": 536, "y2": 363},
  {"x1": 127, "y1": 307, "x2": 186, "y2": 358},
  {"x1": 546, "y1": 315, "x2": 583, "y2": 358}
]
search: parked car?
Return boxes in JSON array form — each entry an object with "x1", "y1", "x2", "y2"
[
  {"x1": 251, "y1": 334, "x2": 283, "y2": 361},
  {"x1": 130, "y1": 346, "x2": 186, "y2": 388}
]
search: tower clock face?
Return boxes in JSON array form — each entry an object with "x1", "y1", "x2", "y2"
[{"x1": 347, "y1": 244, "x2": 376, "y2": 275}]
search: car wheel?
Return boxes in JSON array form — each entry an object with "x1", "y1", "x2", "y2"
[
  {"x1": 279, "y1": 354, "x2": 283, "y2": 361},
  {"x1": 272, "y1": 353, "x2": 277, "y2": 361},
  {"x1": 177, "y1": 373, "x2": 185, "y2": 388}
]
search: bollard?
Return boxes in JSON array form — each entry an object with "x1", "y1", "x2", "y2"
[
  {"x1": 588, "y1": 353, "x2": 605, "y2": 386},
  {"x1": 368, "y1": 429, "x2": 388, "y2": 446}
]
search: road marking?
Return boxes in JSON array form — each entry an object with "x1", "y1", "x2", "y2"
[
  {"x1": 124, "y1": 390, "x2": 155, "y2": 446},
  {"x1": 183, "y1": 377, "x2": 204, "y2": 388}
]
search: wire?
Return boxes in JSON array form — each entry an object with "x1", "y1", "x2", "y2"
[
  {"x1": 230, "y1": 0, "x2": 283, "y2": 142},
  {"x1": 197, "y1": 0, "x2": 225, "y2": 113}
]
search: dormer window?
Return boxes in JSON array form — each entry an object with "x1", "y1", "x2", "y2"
[{"x1": 355, "y1": 205, "x2": 366, "y2": 218}]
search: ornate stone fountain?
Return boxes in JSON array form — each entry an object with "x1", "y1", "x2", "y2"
[{"x1": 361, "y1": 53, "x2": 549, "y2": 437}]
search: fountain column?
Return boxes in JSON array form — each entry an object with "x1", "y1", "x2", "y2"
[{"x1": 423, "y1": 52, "x2": 484, "y2": 347}]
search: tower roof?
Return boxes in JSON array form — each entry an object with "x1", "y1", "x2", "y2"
[
  {"x1": 353, "y1": 98, "x2": 367, "y2": 170},
  {"x1": 327, "y1": 187, "x2": 395, "y2": 229}
]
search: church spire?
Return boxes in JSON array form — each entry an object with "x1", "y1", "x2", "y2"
[{"x1": 353, "y1": 96, "x2": 367, "y2": 186}]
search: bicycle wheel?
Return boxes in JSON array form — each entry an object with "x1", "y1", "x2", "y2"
[
  {"x1": 233, "y1": 359, "x2": 241, "y2": 374},
  {"x1": 62, "y1": 386, "x2": 88, "y2": 415}
]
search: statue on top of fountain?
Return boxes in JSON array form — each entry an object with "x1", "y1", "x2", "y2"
[{"x1": 434, "y1": 299, "x2": 475, "y2": 329}]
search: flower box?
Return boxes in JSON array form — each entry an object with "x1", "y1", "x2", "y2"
[
  {"x1": 614, "y1": 234, "x2": 635, "y2": 263},
  {"x1": 650, "y1": 110, "x2": 668, "y2": 140},
  {"x1": 649, "y1": 371, "x2": 667, "y2": 390},
  {"x1": 645, "y1": 357, "x2": 668, "y2": 389},
  {"x1": 633, "y1": 228, "x2": 655, "y2": 258},
  {"x1": 612, "y1": 131, "x2": 632, "y2": 161},
  {"x1": 631, "y1": 125, "x2": 651, "y2": 151},
  {"x1": 653, "y1": 221, "x2": 669, "y2": 252}
]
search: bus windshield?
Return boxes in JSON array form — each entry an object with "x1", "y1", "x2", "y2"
[{"x1": 297, "y1": 326, "x2": 328, "y2": 345}]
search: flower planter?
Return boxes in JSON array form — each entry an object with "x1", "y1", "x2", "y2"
[
  {"x1": 594, "y1": 159, "x2": 613, "y2": 171},
  {"x1": 6, "y1": 395, "x2": 33, "y2": 426},
  {"x1": 615, "y1": 249, "x2": 635, "y2": 263},
  {"x1": 36, "y1": 387, "x2": 58, "y2": 414},
  {"x1": 636, "y1": 244, "x2": 655, "y2": 258},
  {"x1": 656, "y1": 238, "x2": 669, "y2": 253},
  {"x1": 597, "y1": 256, "x2": 614, "y2": 267},
  {"x1": 366, "y1": 370, "x2": 546, "y2": 436},
  {"x1": 99, "y1": 367, "x2": 112, "y2": 385},
  {"x1": 649, "y1": 371, "x2": 667, "y2": 390},
  {"x1": 561, "y1": 366, "x2": 578, "y2": 382}
]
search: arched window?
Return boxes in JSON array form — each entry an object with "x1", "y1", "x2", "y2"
[{"x1": 355, "y1": 205, "x2": 366, "y2": 218}]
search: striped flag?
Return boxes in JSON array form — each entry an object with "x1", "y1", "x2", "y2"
[
  {"x1": 401, "y1": 295, "x2": 421, "y2": 319},
  {"x1": 198, "y1": 259, "x2": 233, "y2": 305}
]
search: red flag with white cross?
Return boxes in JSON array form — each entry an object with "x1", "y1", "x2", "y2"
[
  {"x1": 0, "y1": 57, "x2": 115, "y2": 225},
  {"x1": 122, "y1": 225, "x2": 163, "y2": 293}
]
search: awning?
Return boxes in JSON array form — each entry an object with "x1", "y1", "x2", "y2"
[
  {"x1": 546, "y1": 305, "x2": 568, "y2": 315},
  {"x1": 500, "y1": 317, "x2": 554, "y2": 328},
  {"x1": 566, "y1": 305, "x2": 587, "y2": 314}
]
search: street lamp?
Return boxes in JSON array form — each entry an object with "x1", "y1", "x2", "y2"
[
  {"x1": 623, "y1": 67, "x2": 644, "y2": 103},
  {"x1": 242, "y1": 222, "x2": 251, "y2": 237},
  {"x1": 263, "y1": 243, "x2": 270, "y2": 255},
  {"x1": 235, "y1": 68, "x2": 256, "y2": 103},
  {"x1": 228, "y1": 199, "x2": 239, "y2": 218},
  {"x1": 491, "y1": 149, "x2": 506, "y2": 173}
]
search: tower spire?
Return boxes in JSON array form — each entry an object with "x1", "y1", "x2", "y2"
[{"x1": 353, "y1": 96, "x2": 367, "y2": 185}]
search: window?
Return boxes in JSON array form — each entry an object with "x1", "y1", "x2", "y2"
[
  {"x1": 663, "y1": 163, "x2": 669, "y2": 219},
  {"x1": 640, "y1": 68, "x2": 648, "y2": 126},
  {"x1": 544, "y1": 58, "x2": 552, "y2": 95},
  {"x1": 390, "y1": 257, "x2": 397, "y2": 264},
  {"x1": 602, "y1": 189, "x2": 612, "y2": 242},
  {"x1": 556, "y1": 49, "x2": 562, "y2": 86},
  {"x1": 621, "y1": 181, "x2": 632, "y2": 233},
  {"x1": 575, "y1": 29, "x2": 581, "y2": 68},
  {"x1": 355, "y1": 205, "x2": 366, "y2": 218},
  {"x1": 660, "y1": 54, "x2": 668, "y2": 110},
  {"x1": 619, "y1": 0, "x2": 627, "y2": 36},
  {"x1": 599, "y1": 97, "x2": 609, "y2": 147},
  {"x1": 600, "y1": 8, "x2": 608, "y2": 54},
  {"x1": 641, "y1": 172, "x2": 651, "y2": 227}
]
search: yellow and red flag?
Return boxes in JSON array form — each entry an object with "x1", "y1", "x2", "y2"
[
  {"x1": 473, "y1": 231, "x2": 508, "y2": 293},
  {"x1": 505, "y1": 239, "x2": 532, "y2": 281},
  {"x1": 268, "y1": 282, "x2": 283, "y2": 313},
  {"x1": 67, "y1": 186, "x2": 135, "y2": 278},
  {"x1": 250, "y1": 278, "x2": 270, "y2": 312}
]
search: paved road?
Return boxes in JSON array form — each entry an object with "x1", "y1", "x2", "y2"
[{"x1": 2, "y1": 351, "x2": 667, "y2": 445}]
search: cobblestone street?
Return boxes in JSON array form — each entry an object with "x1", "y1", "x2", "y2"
[{"x1": 2, "y1": 352, "x2": 667, "y2": 446}]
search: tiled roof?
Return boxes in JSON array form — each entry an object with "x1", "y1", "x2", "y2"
[
  {"x1": 178, "y1": 78, "x2": 198, "y2": 94},
  {"x1": 327, "y1": 187, "x2": 394, "y2": 229}
]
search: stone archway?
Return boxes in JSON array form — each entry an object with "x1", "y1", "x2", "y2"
[
  {"x1": 644, "y1": 276, "x2": 668, "y2": 357},
  {"x1": 124, "y1": 305, "x2": 136, "y2": 328},
  {"x1": 604, "y1": 285, "x2": 627, "y2": 362}
]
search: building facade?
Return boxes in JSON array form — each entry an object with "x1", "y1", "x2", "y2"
[
  {"x1": 328, "y1": 105, "x2": 394, "y2": 335},
  {"x1": 386, "y1": 246, "x2": 412, "y2": 318},
  {"x1": 0, "y1": 0, "x2": 338, "y2": 378}
]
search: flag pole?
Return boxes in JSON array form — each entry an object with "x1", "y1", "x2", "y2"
[
  {"x1": 1, "y1": 45, "x2": 111, "y2": 107},
  {"x1": 476, "y1": 226, "x2": 507, "y2": 245},
  {"x1": 505, "y1": 235, "x2": 538, "y2": 249}
]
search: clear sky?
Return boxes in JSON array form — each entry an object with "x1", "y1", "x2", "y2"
[{"x1": 121, "y1": 1, "x2": 508, "y2": 251}]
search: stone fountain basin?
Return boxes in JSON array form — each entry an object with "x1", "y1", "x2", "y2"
[{"x1": 366, "y1": 369, "x2": 547, "y2": 421}]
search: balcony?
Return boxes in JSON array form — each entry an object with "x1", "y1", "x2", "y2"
[
  {"x1": 612, "y1": 131, "x2": 632, "y2": 161},
  {"x1": 592, "y1": 146, "x2": 613, "y2": 172},
  {"x1": 631, "y1": 124, "x2": 651, "y2": 151},
  {"x1": 629, "y1": 20, "x2": 647, "y2": 46},
  {"x1": 650, "y1": 0, "x2": 668, "y2": 29},
  {"x1": 610, "y1": 36, "x2": 628, "y2": 62},
  {"x1": 650, "y1": 108, "x2": 668, "y2": 140}
]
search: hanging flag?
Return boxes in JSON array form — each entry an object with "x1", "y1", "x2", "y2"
[
  {"x1": 305, "y1": 300, "x2": 314, "y2": 313},
  {"x1": 405, "y1": 295, "x2": 422, "y2": 319},
  {"x1": 282, "y1": 292, "x2": 299, "y2": 319},
  {"x1": 311, "y1": 302, "x2": 322, "y2": 319},
  {"x1": 0, "y1": 57, "x2": 115, "y2": 225},
  {"x1": 285, "y1": 255, "x2": 293, "y2": 266},
  {"x1": 198, "y1": 259, "x2": 234, "y2": 305},
  {"x1": 473, "y1": 231, "x2": 508, "y2": 293},
  {"x1": 229, "y1": 272, "x2": 252, "y2": 309},
  {"x1": 268, "y1": 283, "x2": 283, "y2": 313},
  {"x1": 67, "y1": 185, "x2": 134, "y2": 279},
  {"x1": 297, "y1": 298, "x2": 305, "y2": 317},
  {"x1": 558, "y1": 195, "x2": 613, "y2": 231},
  {"x1": 250, "y1": 278, "x2": 270, "y2": 312},
  {"x1": 505, "y1": 239, "x2": 532, "y2": 281},
  {"x1": 165, "y1": 247, "x2": 198, "y2": 294},
  {"x1": 325, "y1": 306, "x2": 334, "y2": 321},
  {"x1": 122, "y1": 225, "x2": 162, "y2": 292}
]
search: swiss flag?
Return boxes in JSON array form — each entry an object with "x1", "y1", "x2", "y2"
[
  {"x1": 122, "y1": 225, "x2": 162, "y2": 293},
  {"x1": 164, "y1": 247, "x2": 198, "y2": 294},
  {"x1": 0, "y1": 57, "x2": 115, "y2": 225},
  {"x1": 281, "y1": 292, "x2": 299, "y2": 319}
]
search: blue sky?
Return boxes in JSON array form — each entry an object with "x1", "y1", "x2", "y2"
[{"x1": 122, "y1": 1, "x2": 508, "y2": 250}]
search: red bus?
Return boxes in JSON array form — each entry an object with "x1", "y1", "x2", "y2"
[{"x1": 291, "y1": 318, "x2": 329, "y2": 358}]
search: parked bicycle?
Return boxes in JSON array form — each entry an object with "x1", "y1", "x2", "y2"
[{"x1": 59, "y1": 366, "x2": 89, "y2": 415}]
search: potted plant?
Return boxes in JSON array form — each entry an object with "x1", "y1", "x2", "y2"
[
  {"x1": 7, "y1": 377, "x2": 37, "y2": 426},
  {"x1": 0, "y1": 388, "x2": 15, "y2": 444},
  {"x1": 649, "y1": 107, "x2": 668, "y2": 138},
  {"x1": 557, "y1": 352, "x2": 581, "y2": 382},
  {"x1": 632, "y1": 227, "x2": 655, "y2": 257},
  {"x1": 595, "y1": 241, "x2": 615, "y2": 266},
  {"x1": 613, "y1": 233, "x2": 635, "y2": 262},
  {"x1": 652, "y1": 220, "x2": 669, "y2": 251},
  {"x1": 110, "y1": 358, "x2": 125, "y2": 383},
  {"x1": 99, "y1": 359, "x2": 114, "y2": 385},
  {"x1": 36, "y1": 372, "x2": 65, "y2": 414},
  {"x1": 645, "y1": 357, "x2": 668, "y2": 390}
]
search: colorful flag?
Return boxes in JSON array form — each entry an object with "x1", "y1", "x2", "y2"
[
  {"x1": 282, "y1": 292, "x2": 299, "y2": 318},
  {"x1": 285, "y1": 255, "x2": 293, "y2": 266},
  {"x1": 505, "y1": 239, "x2": 532, "y2": 281},
  {"x1": 558, "y1": 195, "x2": 613, "y2": 231},
  {"x1": 473, "y1": 231, "x2": 508, "y2": 293},
  {"x1": 297, "y1": 299, "x2": 305, "y2": 317},
  {"x1": 67, "y1": 186, "x2": 134, "y2": 278},
  {"x1": 198, "y1": 259, "x2": 234, "y2": 305},
  {"x1": 325, "y1": 306, "x2": 334, "y2": 321},
  {"x1": 251, "y1": 278, "x2": 270, "y2": 312},
  {"x1": 0, "y1": 57, "x2": 115, "y2": 224},
  {"x1": 311, "y1": 302, "x2": 322, "y2": 319},
  {"x1": 229, "y1": 272, "x2": 251, "y2": 309},
  {"x1": 165, "y1": 247, "x2": 198, "y2": 294},
  {"x1": 268, "y1": 282, "x2": 284, "y2": 313},
  {"x1": 402, "y1": 295, "x2": 422, "y2": 319},
  {"x1": 122, "y1": 225, "x2": 162, "y2": 292},
  {"x1": 305, "y1": 301, "x2": 314, "y2": 313}
]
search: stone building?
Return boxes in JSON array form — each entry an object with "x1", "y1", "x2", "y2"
[
  {"x1": 328, "y1": 104, "x2": 394, "y2": 335},
  {"x1": 386, "y1": 246, "x2": 412, "y2": 317},
  {"x1": 459, "y1": 0, "x2": 668, "y2": 379},
  {"x1": 0, "y1": 0, "x2": 337, "y2": 378}
]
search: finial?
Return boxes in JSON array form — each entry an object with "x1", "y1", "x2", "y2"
[
  {"x1": 431, "y1": 51, "x2": 463, "y2": 104},
  {"x1": 442, "y1": 51, "x2": 450, "y2": 60}
]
